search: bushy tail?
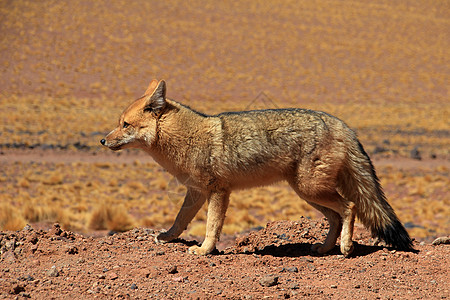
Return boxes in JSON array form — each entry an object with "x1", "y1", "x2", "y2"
[{"x1": 338, "y1": 139, "x2": 414, "y2": 250}]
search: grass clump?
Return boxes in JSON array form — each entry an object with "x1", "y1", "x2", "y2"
[
  {"x1": 0, "y1": 204, "x2": 26, "y2": 231},
  {"x1": 88, "y1": 203, "x2": 135, "y2": 232}
]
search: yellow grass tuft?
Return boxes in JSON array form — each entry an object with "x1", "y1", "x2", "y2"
[
  {"x1": 0, "y1": 204, "x2": 27, "y2": 231},
  {"x1": 22, "y1": 203, "x2": 69, "y2": 227},
  {"x1": 42, "y1": 173, "x2": 64, "y2": 185},
  {"x1": 88, "y1": 203, "x2": 135, "y2": 232}
]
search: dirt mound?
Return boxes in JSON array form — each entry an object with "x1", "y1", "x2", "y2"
[{"x1": 1, "y1": 220, "x2": 448, "y2": 299}]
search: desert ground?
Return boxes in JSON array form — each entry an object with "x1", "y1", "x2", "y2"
[{"x1": 0, "y1": 0, "x2": 449, "y2": 298}]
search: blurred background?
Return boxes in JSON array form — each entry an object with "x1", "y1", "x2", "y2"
[{"x1": 0, "y1": 0, "x2": 448, "y2": 241}]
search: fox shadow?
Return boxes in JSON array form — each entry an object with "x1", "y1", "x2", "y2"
[
  {"x1": 172, "y1": 238, "x2": 391, "y2": 258},
  {"x1": 247, "y1": 242, "x2": 383, "y2": 258},
  {"x1": 236, "y1": 242, "x2": 418, "y2": 257}
]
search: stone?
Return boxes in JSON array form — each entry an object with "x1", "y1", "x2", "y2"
[
  {"x1": 259, "y1": 275, "x2": 279, "y2": 287},
  {"x1": 47, "y1": 266, "x2": 59, "y2": 277}
]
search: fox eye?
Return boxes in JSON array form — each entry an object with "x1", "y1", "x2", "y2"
[{"x1": 123, "y1": 122, "x2": 130, "y2": 129}]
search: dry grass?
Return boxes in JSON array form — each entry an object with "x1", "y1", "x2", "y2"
[
  {"x1": 0, "y1": 160, "x2": 448, "y2": 240},
  {"x1": 0, "y1": 0, "x2": 448, "y2": 240},
  {"x1": 88, "y1": 203, "x2": 135, "y2": 232}
]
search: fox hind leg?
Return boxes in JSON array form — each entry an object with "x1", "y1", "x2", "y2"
[
  {"x1": 308, "y1": 202, "x2": 342, "y2": 254},
  {"x1": 306, "y1": 192, "x2": 356, "y2": 257},
  {"x1": 339, "y1": 201, "x2": 356, "y2": 256},
  {"x1": 290, "y1": 179, "x2": 356, "y2": 257}
]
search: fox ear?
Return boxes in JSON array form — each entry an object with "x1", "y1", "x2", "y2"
[
  {"x1": 144, "y1": 80, "x2": 166, "y2": 114},
  {"x1": 144, "y1": 79, "x2": 159, "y2": 96}
]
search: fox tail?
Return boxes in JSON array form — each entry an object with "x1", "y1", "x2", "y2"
[{"x1": 338, "y1": 139, "x2": 414, "y2": 250}]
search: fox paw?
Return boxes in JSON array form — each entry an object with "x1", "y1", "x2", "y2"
[
  {"x1": 155, "y1": 231, "x2": 176, "y2": 244},
  {"x1": 340, "y1": 242, "x2": 354, "y2": 257},
  {"x1": 311, "y1": 243, "x2": 332, "y2": 254},
  {"x1": 188, "y1": 245, "x2": 211, "y2": 256}
]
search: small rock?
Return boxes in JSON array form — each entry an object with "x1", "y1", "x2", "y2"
[
  {"x1": 28, "y1": 234, "x2": 39, "y2": 245},
  {"x1": 11, "y1": 284, "x2": 25, "y2": 295},
  {"x1": 18, "y1": 275, "x2": 34, "y2": 282},
  {"x1": 410, "y1": 146, "x2": 421, "y2": 160},
  {"x1": 5, "y1": 239, "x2": 15, "y2": 251},
  {"x1": 47, "y1": 266, "x2": 59, "y2": 277},
  {"x1": 50, "y1": 223, "x2": 62, "y2": 236},
  {"x1": 3, "y1": 250, "x2": 16, "y2": 263},
  {"x1": 130, "y1": 283, "x2": 138, "y2": 290},
  {"x1": 287, "y1": 267, "x2": 298, "y2": 273},
  {"x1": 22, "y1": 224, "x2": 33, "y2": 231},
  {"x1": 289, "y1": 283, "x2": 299, "y2": 290},
  {"x1": 97, "y1": 274, "x2": 106, "y2": 279},
  {"x1": 431, "y1": 236, "x2": 450, "y2": 245},
  {"x1": 65, "y1": 245, "x2": 78, "y2": 255},
  {"x1": 107, "y1": 272, "x2": 118, "y2": 280},
  {"x1": 172, "y1": 276, "x2": 187, "y2": 283},
  {"x1": 259, "y1": 275, "x2": 279, "y2": 287},
  {"x1": 330, "y1": 285, "x2": 337, "y2": 289},
  {"x1": 168, "y1": 265, "x2": 178, "y2": 274}
]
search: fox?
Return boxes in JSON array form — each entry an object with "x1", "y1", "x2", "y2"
[{"x1": 101, "y1": 79, "x2": 414, "y2": 257}]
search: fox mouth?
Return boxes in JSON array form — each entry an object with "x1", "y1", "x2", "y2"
[
  {"x1": 108, "y1": 145, "x2": 123, "y2": 151},
  {"x1": 100, "y1": 139, "x2": 122, "y2": 151}
]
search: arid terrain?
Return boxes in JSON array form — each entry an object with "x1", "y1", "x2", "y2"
[
  {"x1": 1, "y1": 219, "x2": 449, "y2": 299},
  {"x1": 0, "y1": 0, "x2": 449, "y2": 298}
]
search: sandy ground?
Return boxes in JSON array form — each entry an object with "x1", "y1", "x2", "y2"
[{"x1": 1, "y1": 219, "x2": 449, "y2": 299}]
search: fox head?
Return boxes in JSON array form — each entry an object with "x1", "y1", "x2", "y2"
[{"x1": 100, "y1": 80, "x2": 167, "y2": 151}]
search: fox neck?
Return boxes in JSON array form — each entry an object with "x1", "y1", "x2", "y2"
[{"x1": 146, "y1": 101, "x2": 215, "y2": 179}]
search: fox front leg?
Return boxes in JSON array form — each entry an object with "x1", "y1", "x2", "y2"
[
  {"x1": 188, "y1": 190, "x2": 230, "y2": 255},
  {"x1": 155, "y1": 188, "x2": 206, "y2": 243}
]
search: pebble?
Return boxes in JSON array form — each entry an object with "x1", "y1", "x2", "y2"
[
  {"x1": 77, "y1": 258, "x2": 85, "y2": 264},
  {"x1": 130, "y1": 283, "x2": 138, "y2": 290},
  {"x1": 65, "y1": 245, "x2": 78, "y2": 254},
  {"x1": 289, "y1": 283, "x2": 299, "y2": 290},
  {"x1": 10, "y1": 284, "x2": 25, "y2": 295},
  {"x1": 168, "y1": 265, "x2": 178, "y2": 274},
  {"x1": 281, "y1": 266, "x2": 298, "y2": 273},
  {"x1": 172, "y1": 276, "x2": 187, "y2": 283},
  {"x1": 432, "y1": 236, "x2": 450, "y2": 245},
  {"x1": 47, "y1": 266, "x2": 59, "y2": 277},
  {"x1": 259, "y1": 275, "x2": 279, "y2": 287}
]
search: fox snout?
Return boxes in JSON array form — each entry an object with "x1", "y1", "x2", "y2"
[{"x1": 100, "y1": 132, "x2": 127, "y2": 151}]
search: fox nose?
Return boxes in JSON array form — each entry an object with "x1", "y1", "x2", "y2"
[{"x1": 100, "y1": 139, "x2": 106, "y2": 145}]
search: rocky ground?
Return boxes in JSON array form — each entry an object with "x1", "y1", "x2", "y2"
[{"x1": 1, "y1": 219, "x2": 449, "y2": 299}]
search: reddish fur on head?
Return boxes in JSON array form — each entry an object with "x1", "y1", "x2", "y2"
[{"x1": 101, "y1": 80, "x2": 167, "y2": 151}]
